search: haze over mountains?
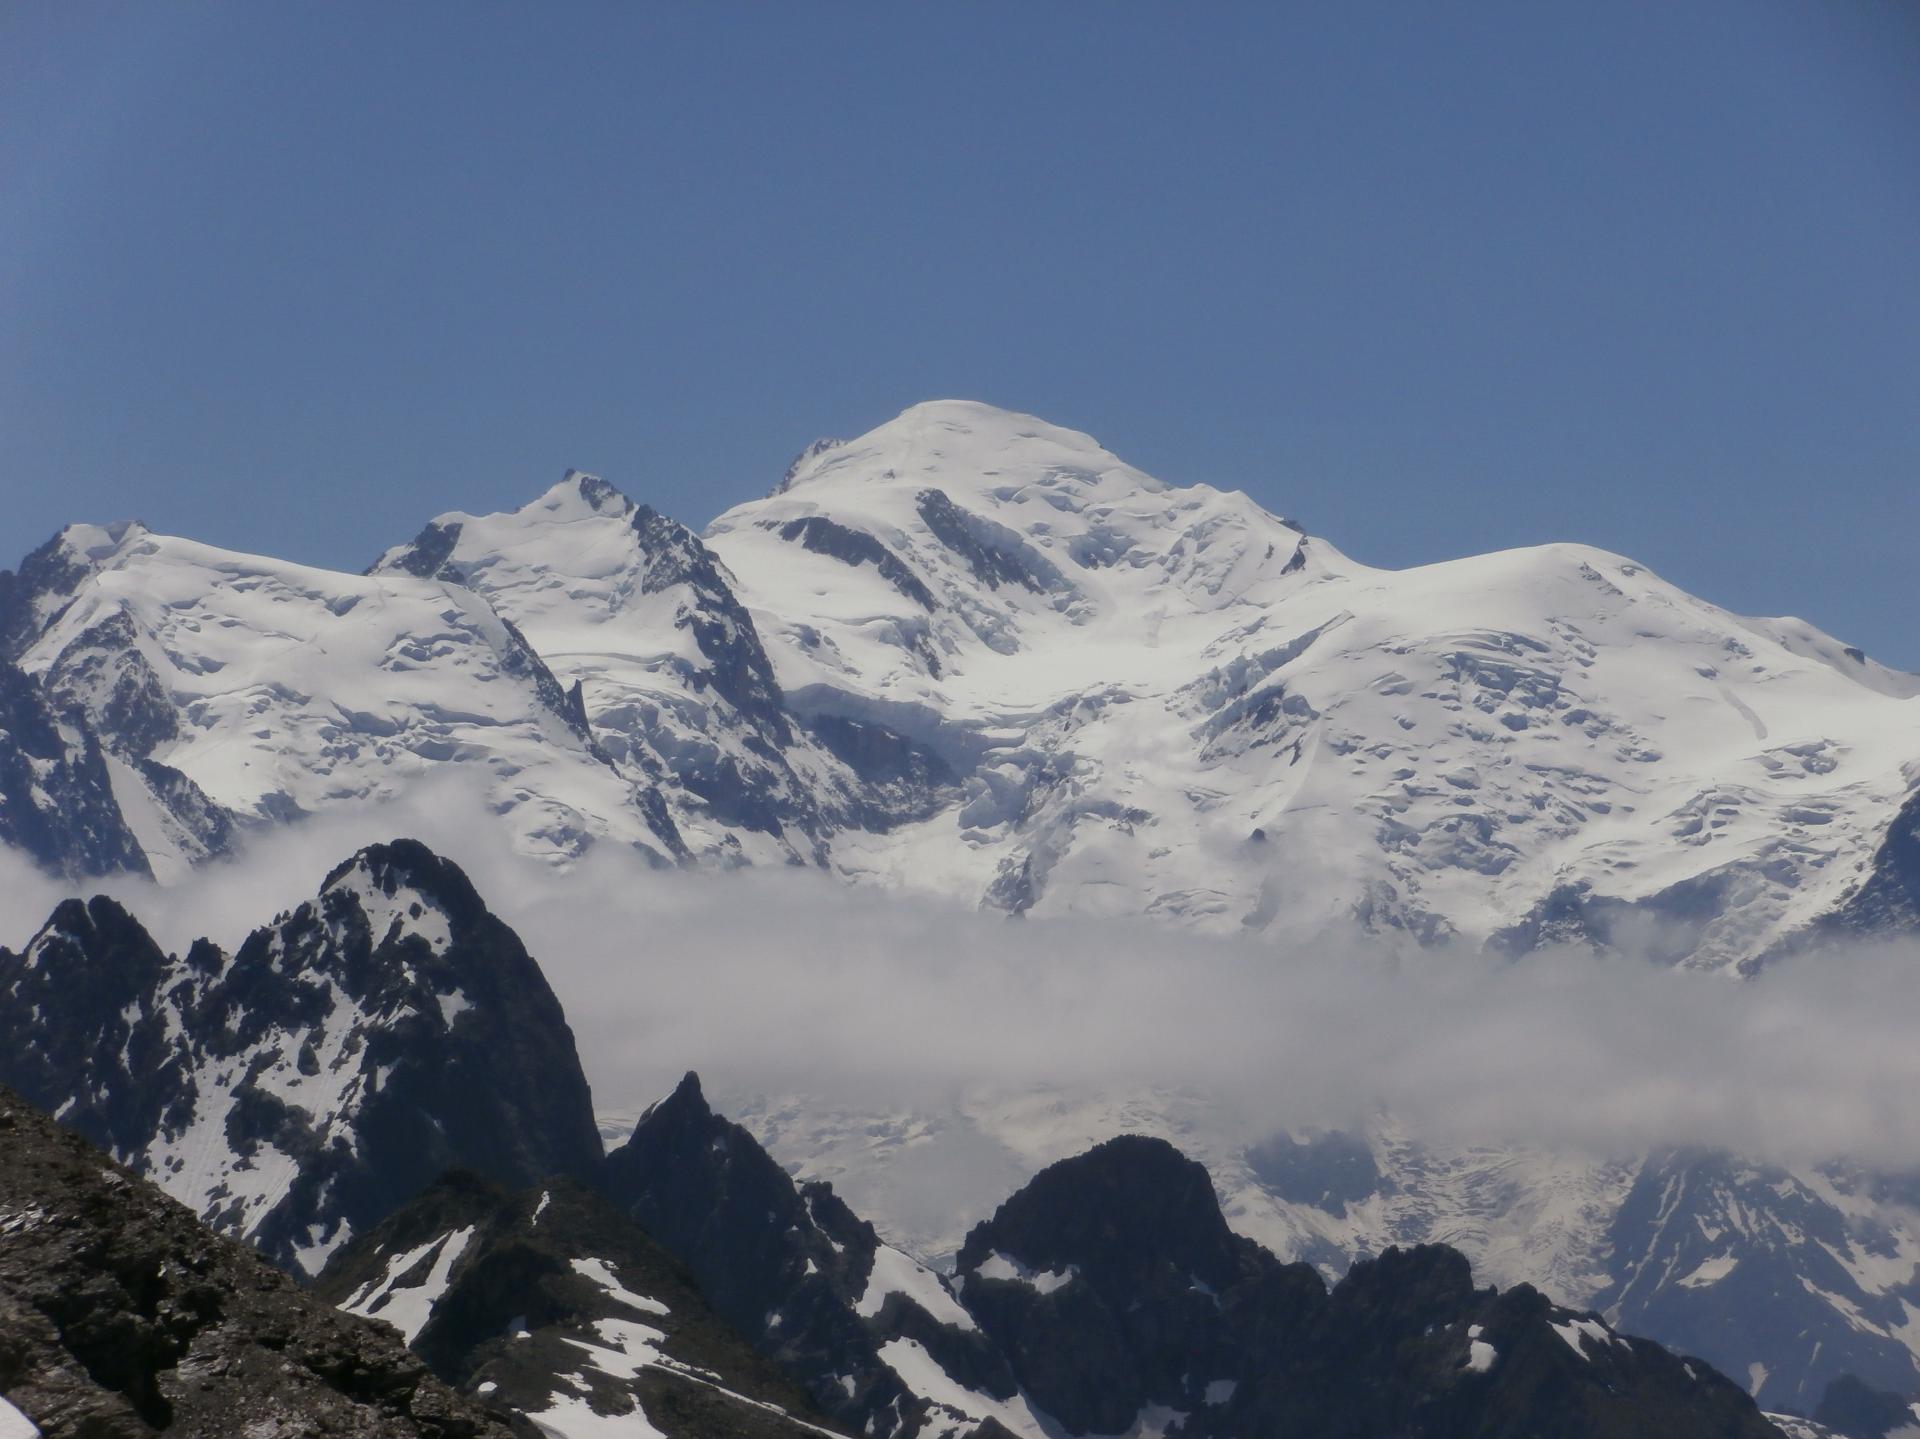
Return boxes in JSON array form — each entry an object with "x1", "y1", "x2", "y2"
[{"x1": 3, "y1": 400, "x2": 1919, "y2": 1424}]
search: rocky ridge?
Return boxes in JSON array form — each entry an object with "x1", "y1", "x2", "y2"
[
  {"x1": 0, "y1": 840, "x2": 600, "y2": 1273},
  {"x1": 315, "y1": 1169, "x2": 838, "y2": 1439},
  {"x1": 0, "y1": 1082, "x2": 517, "y2": 1438}
]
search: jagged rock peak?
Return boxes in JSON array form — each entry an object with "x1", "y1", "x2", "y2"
[
  {"x1": 956, "y1": 1132, "x2": 1251, "y2": 1291},
  {"x1": 774, "y1": 436, "x2": 846, "y2": 494},
  {"x1": 313, "y1": 1167, "x2": 834, "y2": 1438},
  {"x1": 643, "y1": 1069, "x2": 711, "y2": 1124},
  {"x1": 0, "y1": 839, "x2": 604, "y2": 1276},
  {"x1": 542, "y1": 467, "x2": 635, "y2": 517},
  {"x1": 22, "y1": 892, "x2": 162, "y2": 966},
  {"x1": 0, "y1": 655, "x2": 151, "y2": 880},
  {"x1": 319, "y1": 837, "x2": 489, "y2": 933},
  {"x1": 1, "y1": 524, "x2": 152, "y2": 661}
]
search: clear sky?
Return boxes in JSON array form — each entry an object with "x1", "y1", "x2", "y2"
[{"x1": 4, "y1": 3, "x2": 1917, "y2": 665}]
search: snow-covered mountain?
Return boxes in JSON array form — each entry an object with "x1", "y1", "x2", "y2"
[
  {"x1": 13, "y1": 400, "x2": 1912, "y2": 962},
  {"x1": 703, "y1": 401, "x2": 1920, "y2": 964},
  {"x1": 5, "y1": 398, "x2": 1920, "y2": 1423},
  {"x1": 0, "y1": 520, "x2": 682, "y2": 878},
  {"x1": 368, "y1": 472, "x2": 911, "y2": 868}
]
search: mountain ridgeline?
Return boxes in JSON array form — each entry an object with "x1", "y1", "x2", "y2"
[
  {"x1": 5, "y1": 398, "x2": 1920, "y2": 1433},
  {"x1": 1, "y1": 840, "x2": 1788, "y2": 1438},
  {"x1": 4, "y1": 401, "x2": 1916, "y2": 962},
  {"x1": 0, "y1": 839, "x2": 600, "y2": 1274}
]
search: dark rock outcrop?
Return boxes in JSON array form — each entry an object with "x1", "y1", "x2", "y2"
[
  {"x1": 0, "y1": 656, "x2": 149, "y2": 879},
  {"x1": 0, "y1": 840, "x2": 603, "y2": 1274},
  {"x1": 598, "y1": 1072, "x2": 994, "y2": 1439},
  {"x1": 315, "y1": 1170, "x2": 836, "y2": 1439},
  {"x1": 913, "y1": 490, "x2": 1060, "y2": 598},
  {"x1": 953, "y1": 1134, "x2": 1782, "y2": 1439},
  {"x1": 776, "y1": 516, "x2": 936, "y2": 611},
  {"x1": 0, "y1": 1083, "x2": 517, "y2": 1438},
  {"x1": 1819, "y1": 788, "x2": 1920, "y2": 937},
  {"x1": 954, "y1": 1134, "x2": 1307, "y2": 1435},
  {"x1": 1814, "y1": 1372, "x2": 1920, "y2": 1438}
]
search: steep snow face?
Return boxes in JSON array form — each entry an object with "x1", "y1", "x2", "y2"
[
  {"x1": 11, "y1": 520, "x2": 678, "y2": 868},
  {"x1": 338, "y1": 1225, "x2": 478, "y2": 1344},
  {"x1": 370, "y1": 472, "x2": 828, "y2": 865},
  {"x1": 709, "y1": 400, "x2": 1920, "y2": 964}
]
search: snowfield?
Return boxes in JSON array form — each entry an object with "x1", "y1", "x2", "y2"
[{"x1": 12, "y1": 400, "x2": 1915, "y2": 964}]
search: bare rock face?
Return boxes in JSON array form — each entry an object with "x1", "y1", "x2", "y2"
[
  {"x1": 952, "y1": 1135, "x2": 1785, "y2": 1439},
  {"x1": 597, "y1": 1073, "x2": 912, "y2": 1434},
  {"x1": 0, "y1": 655, "x2": 148, "y2": 881},
  {"x1": 603, "y1": 1087, "x2": 1784, "y2": 1439},
  {"x1": 1813, "y1": 1372, "x2": 1920, "y2": 1438},
  {"x1": 0, "y1": 1084, "x2": 518, "y2": 1438}
]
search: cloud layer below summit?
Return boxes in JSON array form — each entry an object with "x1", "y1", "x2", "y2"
[{"x1": 6, "y1": 785, "x2": 1917, "y2": 1172}]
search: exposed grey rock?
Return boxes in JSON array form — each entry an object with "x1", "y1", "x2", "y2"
[{"x1": 0, "y1": 1084, "x2": 518, "y2": 1438}]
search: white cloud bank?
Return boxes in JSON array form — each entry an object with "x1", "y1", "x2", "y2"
[{"x1": 4, "y1": 785, "x2": 1918, "y2": 1173}]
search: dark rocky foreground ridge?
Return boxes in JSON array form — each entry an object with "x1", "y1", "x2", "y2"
[
  {"x1": 0, "y1": 1082, "x2": 515, "y2": 1438},
  {"x1": 313, "y1": 1170, "x2": 836, "y2": 1439},
  {"x1": 598, "y1": 1074, "x2": 1784, "y2": 1439},
  {"x1": 0, "y1": 839, "x2": 1813, "y2": 1437}
]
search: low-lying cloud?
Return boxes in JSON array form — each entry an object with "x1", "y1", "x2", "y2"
[{"x1": 6, "y1": 786, "x2": 1920, "y2": 1175}]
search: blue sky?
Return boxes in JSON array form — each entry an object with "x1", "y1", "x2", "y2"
[{"x1": 4, "y1": 3, "x2": 1917, "y2": 665}]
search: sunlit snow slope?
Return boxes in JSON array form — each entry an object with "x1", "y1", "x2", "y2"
[
  {"x1": 6, "y1": 400, "x2": 1917, "y2": 966},
  {"x1": 5, "y1": 520, "x2": 680, "y2": 873},
  {"x1": 708, "y1": 401, "x2": 1920, "y2": 966}
]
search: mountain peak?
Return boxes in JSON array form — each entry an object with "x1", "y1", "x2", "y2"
[
  {"x1": 648, "y1": 1069, "x2": 712, "y2": 1124},
  {"x1": 957, "y1": 1133, "x2": 1254, "y2": 1296},
  {"x1": 533, "y1": 467, "x2": 633, "y2": 518},
  {"x1": 889, "y1": 396, "x2": 1046, "y2": 426},
  {"x1": 54, "y1": 518, "x2": 150, "y2": 563},
  {"x1": 320, "y1": 838, "x2": 480, "y2": 911},
  {"x1": 771, "y1": 398, "x2": 1150, "y2": 500}
]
